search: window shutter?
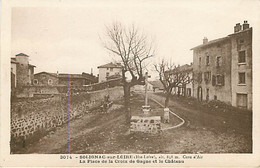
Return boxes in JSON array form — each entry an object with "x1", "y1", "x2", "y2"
[
  {"x1": 222, "y1": 75, "x2": 225, "y2": 86},
  {"x1": 212, "y1": 75, "x2": 216, "y2": 86}
]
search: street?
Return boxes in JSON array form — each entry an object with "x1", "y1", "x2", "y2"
[{"x1": 14, "y1": 92, "x2": 252, "y2": 154}]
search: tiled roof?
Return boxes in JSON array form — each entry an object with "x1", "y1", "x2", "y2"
[
  {"x1": 190, "y1": 37, "x2": 229, "y2": 50},
  {"x1": 29, "y1": 64, "x2": 36, "y2": 67},
  {"x1": 98, "y1": 62, "x2": 122, "y2": 68},
  {"x1": 191, "y1": 27, "x2": 252, "y2": 50},
  {"x1": 15, "y1": 53, "x2": 29, "y2": 57},
  {"x1": 165, "y1": 64, "x2": 193, "y2": 74},
  {"x1": 34, "y1": 72, "x2": 58, "y2": 78},
  {"x1": 35, "y1": 72, "x2": 97, "y2": 82},
  {"x1": 58, "y1": 74, "x2": 85, "y2": 79},
  {"x1": 58, "y1": 73, "x2": 97, "y2": 81}
]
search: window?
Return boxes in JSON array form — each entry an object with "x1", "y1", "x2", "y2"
[
  {"x1": 216, "y1": 56, "x2": 221, "y2": 67},
  {"x1": 237, "y1": 93, "x2": 247, "y2": 108},
  {"x1": 214, "y1": 95, "x2": 217, "y2": 100},
  {"x1": 240, "y1": 39, "x2": 244, "y2": 44},
  {"x1": 206, "y1": 88, "x2": 209, "y2": 101},
  {"x1": 238, "y1": 51, "x2": 246, "y2": 63},
  {"x1": 187, "y1": 88, "x2": 191, "y2": 97},
  {"x1": 238, "y1": 72, "x2": 246, "y2": 84},
  {"x1": 48, "y1": 79, "x2": 53, "y2": 85},
  {"x1": 107, "y1": 68, "x2": 109, "y2": 70},
  {"x1": 106, "y1": 72, "x2": 109, "y2": 77},
  {"x1": 198, "y1": 72, "x2": 202, "y2": 83},
  {"x1": 216, "y1": 74, "x2": 224, "y2": 86},
  {"x1": 204, "y1": 71, "x2": 211, "y2": 83},
  {"x1": 33, "y1": 79, "x2": 38, "y2": 85},
  {"x1": 206, "y1": 55, "x2": 210, "y2": 66},
  {"x1": 110, "y1": 68, "x2": 113, "y2": 71},
  {"x1": 199, "y1": 57, "x2": 201, "y2": 67}
]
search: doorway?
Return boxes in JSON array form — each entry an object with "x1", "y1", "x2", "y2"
[
  {"x1": 237, "y1": 93, "x2": 248, "y2": 109},
  {"x1": 197, "y1": 86, "x2": 203, "y2": 101}
]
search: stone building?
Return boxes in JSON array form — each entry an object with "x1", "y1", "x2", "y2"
[
  {"x1": 33, "y1": 72, "x2": 59, "y2": 86},
  {"x1": 98, "y1": 62, "x2": 122, "y2": 82},
  {"x1": 166, "y1": 64, "x2": 193, "y2": 97},
  {"x1": 191, "y1": 21, "x2": 252, "y2": 110},
  {"x1": 11, "y1": 53, "x2": 36, "y2": 88},
  {"x1": 34, "y1": 72, "x2": 97, "y2": 86},
  {"x1": 58, "y1": 73, "x2": 97, "y2": 86}
]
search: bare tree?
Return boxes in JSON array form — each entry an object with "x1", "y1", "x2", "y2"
[
  {"x1": 154, "y1": 59, "x2": 191, "y2": 108},
  {"x1": 102, "y1": 22, "x2": 155, "y2": 122}
]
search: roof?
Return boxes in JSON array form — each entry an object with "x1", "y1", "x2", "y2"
[
  {"x1": 165, "y1": 64, "x2": 193, "y2": 74},
  {"x1": 191, "y1": 27, "x2": 252, "y2": 50},
  {"x1": 98, "y1": 62, "x2": 122, "y2": 68},
  {"x1": 34, "y1": 72, "x2": 58, "y2": 78},
  {"x1": 35, "y1": 71, "x2": 97, "y2": 82},
  {"x1": 11, "y1": 58, "x2": 18, "y2": 64},
  {"x1": 228, "y1": 27, "x2": 252, "y2": 36},
  {"x1": 15, "y1": 53, "x2": 29, "y2": 57},
  {"x1": 190, "y1": 37, "x2": 229, "y2": 50},
  {"x1": 29, "y1": 64, "x2": 36, "y2": 67},
  {"x1": 58, "y1": 74, "x2": 86, "y2": 79}
]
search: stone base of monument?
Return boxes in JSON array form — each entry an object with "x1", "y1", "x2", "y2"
[
  {"x1": 130, "y1": 116, "x2": 161, "y2": 133},
  {"x1": 142, "y1": 105, "x2": 151, "y2": 115}
]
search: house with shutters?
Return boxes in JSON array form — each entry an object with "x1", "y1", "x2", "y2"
[
  {"x1": 167, "y1": 64, "x2": 194, "y2": 97},
  {"x1": 191, "y1": 21, "x2": 252, "y2": 110},
  {"x1": 97, "y1": 62, "x2": 122, "y2": 83}
]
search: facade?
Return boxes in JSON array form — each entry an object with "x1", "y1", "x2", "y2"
[
  {"x1": 33, "y1": 72, "x2": 59, "y2": 86},
  {"x1": 191, "y1": 21, "x2": 252, "y2": 110},
  {"x1": 11, "y1": 53, "x2": 36, "y2": 88},
  {"x1": 98, "y1": 62, "x2": 122, "y2": 82},
  {"x1": 34, "y1": 72, "x2": 97, "y2": 86},
  {"x1": 167, "y1": 64, "x2": 193, "y2": 97},
  {"x1": 149, "y1": 80, "x2": 164, "y2": 92},
  {"x1": 58, "y1": 73, "x2": 97, "y2": 86}
]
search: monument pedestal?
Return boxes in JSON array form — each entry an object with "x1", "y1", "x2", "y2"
[
  {"x1": 130, "y1": 116, "x2": 161, "y2": 133},
  {"x1": 142, "y1": 105, "x2": 151, "y2": 115}
]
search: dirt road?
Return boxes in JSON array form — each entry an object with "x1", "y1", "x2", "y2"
[{"x1": 15, "y1": 93, "x2": 252, "y2": 154}]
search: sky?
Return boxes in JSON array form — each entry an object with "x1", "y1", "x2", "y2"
[{"x1": 11, "y1": 0, "x2": 260, "y2": 79}]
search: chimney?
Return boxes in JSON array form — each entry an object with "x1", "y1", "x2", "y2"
[
  {"x1": 91, "y1": 68, "x2": 93, "y2": 75},
  {"x1": 242, "y1": 20, "x2": 249, "y2": 30},
  {"x1": 234, "y1": 23, "x2": 242, "y2": 33},
  {"x1": 203, "y1": 37, "x2": 208, "y2": 44}
]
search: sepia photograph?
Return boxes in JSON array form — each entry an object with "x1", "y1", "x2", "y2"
[{"x1": 1, "y1": 0, "x2": 260, "y2": 167}]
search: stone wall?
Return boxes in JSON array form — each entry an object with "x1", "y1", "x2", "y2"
[
  {"x1": 130, "y1": 116, "x2": 161, "y2": 133},
  {"x1": 11, "y1": 86, "x2": 124, "y2": 141}
]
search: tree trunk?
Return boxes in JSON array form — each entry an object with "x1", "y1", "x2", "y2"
[
  {"x1": 165, "y1": 88, "x2": 172, "y2": 108},
  {"x1": 165, "y1": 93, "x2": 170, "y2": 108},
  {"x1": 123, "y1": 84, "x2": 131, "y2": 123}
]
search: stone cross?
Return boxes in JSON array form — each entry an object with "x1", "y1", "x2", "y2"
[{"x1": 144, "y1": 72, "x2": 151, "y2": 106}]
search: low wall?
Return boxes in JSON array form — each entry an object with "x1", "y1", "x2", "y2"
[
  {"x1": 130, "y1": 116, "x2": 161, "y2": 133},
  {"x1": 15, "y1": 78, "x2": 122, "y2": 98},
  {"x1": 11, "y1": 86, "x2": 124, "y2": 141}
]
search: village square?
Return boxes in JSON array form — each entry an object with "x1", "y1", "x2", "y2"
[{"x1": 8, "y1": 3, "x2": 253, "y2": 155}]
